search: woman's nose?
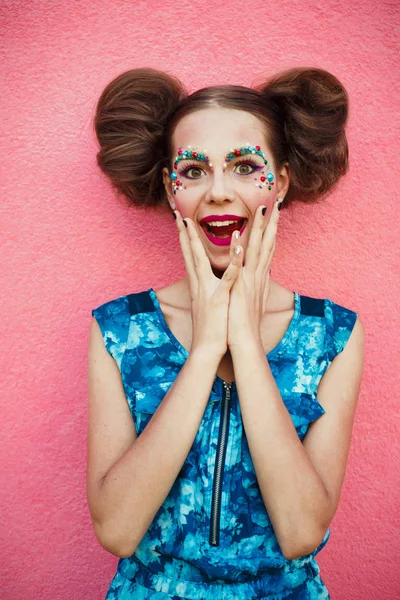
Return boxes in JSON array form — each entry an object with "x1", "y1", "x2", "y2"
[{"x1": 207, "y1": 169, "x2": 235, "y2": 203}]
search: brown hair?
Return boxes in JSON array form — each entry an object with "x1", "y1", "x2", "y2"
[{"x1": 94, "y1": 67, "x2": 349, "y2": 211}]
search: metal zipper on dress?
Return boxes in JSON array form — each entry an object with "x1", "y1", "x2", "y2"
[{"x1": 209, "y1": 381, "x2": 232, "y2": 546}]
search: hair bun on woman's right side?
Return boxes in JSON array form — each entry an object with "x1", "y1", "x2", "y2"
[{"x1": 94, "y1": 68, "x2": 186, "y2": 209}]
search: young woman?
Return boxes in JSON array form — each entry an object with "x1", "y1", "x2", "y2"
[{"x1": 87, "y1": 67, "x2": 364, "y2": 599}]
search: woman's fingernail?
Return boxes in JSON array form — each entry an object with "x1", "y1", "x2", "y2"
[
  {"x1": 234, "y1": 231, "x2": 240, "y2": 240},
  {"x1": 183, "y1": 219, "x2": 188, "y2": 228},
  {"x1": 235, "y1": 246, "x2": 241, "y2": 255},
  {"x1": 172, "y1": 211, "x2": 177, "y2": 220},
  {"x1": 262, "y1": 206, "x2": 267, "y2": 216}
]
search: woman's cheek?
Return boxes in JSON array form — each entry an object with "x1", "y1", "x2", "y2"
[
  {"x1": 236, "y1": 180, "x2": 272, "y2": 209},
  {"x1": 173, "y1": 187, "x2": 201, "y2": 216}
]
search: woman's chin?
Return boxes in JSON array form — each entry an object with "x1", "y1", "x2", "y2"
[
  {"x1": 211, "y1": 266, "x2": 224, "y2": 279},
  {"x1": 210, "y1": 253, "x2": 246, "y2": 278}
]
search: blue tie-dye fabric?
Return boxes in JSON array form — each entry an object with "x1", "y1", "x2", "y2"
[{"x1": 91, "y1": 288, "x2": 358, "y2": 599}]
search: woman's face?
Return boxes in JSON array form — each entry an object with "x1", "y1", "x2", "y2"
[{"x1": 163, "y1": 107, "x2": 289, "y2": 272}]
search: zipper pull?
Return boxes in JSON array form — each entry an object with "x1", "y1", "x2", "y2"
[{"x1": 222, "y1": 381, "x2": 232, "y2": 399}]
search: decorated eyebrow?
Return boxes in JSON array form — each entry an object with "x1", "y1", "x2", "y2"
[
  {"x1": 170, "y1": 146, "x2": 213, "y2": 194},
  {"x1": 173, "y1": 146, "x2": 213, "y2": 169},
  {"x1": 224, "y1": 144, "x2": 268, "y2": 164},
  {"x1": 224, "y1": 144, "x2": 275, "y2": 189}
]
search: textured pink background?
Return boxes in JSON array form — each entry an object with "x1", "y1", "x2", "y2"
[{"x1": 1, "y1": 1, "x2": 399, "y2": 598}]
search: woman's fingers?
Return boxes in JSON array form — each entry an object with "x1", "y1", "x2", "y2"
[
  {"x1": 258, "y1": 199, "x2": 281, "y2": 271},
  {"x1": 183, "y1": 217, "x2": 215, "y2": 286},
  {"x1": 218, "y1": 230, "x2": 243, "y2": 293},
  {"x1": 174, "y1": 211, "x2": 199, "y2": 297},
  {"x1": 175, "y1": 212, "x2": 216, "y2": 295},
  {"x1": 244, "y1": 204, "x2": 267, "y2": 274}
]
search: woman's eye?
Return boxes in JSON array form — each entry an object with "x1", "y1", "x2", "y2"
[
  {"x1": 235, "y1": 163, "x2": 255, "y2": 175},
  {"x1": 185, "y1": 167, "x2": 204, "y2": 179}
]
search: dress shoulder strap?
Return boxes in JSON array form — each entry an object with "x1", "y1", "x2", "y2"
[
  {"x1": 126, "y1": 290, "x2": 156, "y2": 316},
  {"x1": 299, "y1": 295, "x2": 325, "y2": 317}
]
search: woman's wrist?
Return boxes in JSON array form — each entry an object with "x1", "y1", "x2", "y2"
[{"x1": 189, "y1": 344, "x2": 226, "y2": 366}]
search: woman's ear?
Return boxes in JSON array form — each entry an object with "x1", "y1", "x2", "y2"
[
  {"x1": 276, "y1": 162, "x2": 290, "y2": 199},
  {"x1": 162, "y1": 167, "x2": 176, "y2": 211}
]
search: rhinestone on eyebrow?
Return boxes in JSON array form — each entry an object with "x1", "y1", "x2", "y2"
[
  {"x1": 170, "y1": 145, "x2": 214, "y2": 194},
  {"x1": 173, "y1": 146, "x2": 213, "y2": 169},
  {"x1": 224, "y1": 144, "x2": 275, "y2": 189}
]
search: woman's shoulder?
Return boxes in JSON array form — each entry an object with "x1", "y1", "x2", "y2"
[
  {"x1": 294, "y1": 287, "x2": 360, "y2": 361},
  {"x1": 92, "y1": 286, "x2": 156, "y2": 317},
  {"x1": 271, "y1": 281, "x2": 359, "y2": 342},
  {"x1": 91, "y1": 289, "x2": 153, "y2": 347},
  {"x1": 91, "y1": 287, "x2": 160, "y2": 365},
  {"x1": 89, "y1": 279, "x2": 188, "y2": 320},
  {"x1": 288, "y1": 283, "x2": 358, "y2": 319}
]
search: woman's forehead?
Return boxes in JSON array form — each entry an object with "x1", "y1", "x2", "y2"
[{"x1": 172, "y1": 107, "x2": 268, "y2": 154}]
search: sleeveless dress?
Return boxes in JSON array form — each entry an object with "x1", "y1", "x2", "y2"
[{"x1": 91, "y1": 288, "x2": 358, "y2": 600}]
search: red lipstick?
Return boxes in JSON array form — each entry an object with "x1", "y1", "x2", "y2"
[
  {"x1": 200, "y1": 214, "x2": 246, "y2": 223},
  {"x1": 199, "y1": 215, "x2": 247, "y2": 247}
]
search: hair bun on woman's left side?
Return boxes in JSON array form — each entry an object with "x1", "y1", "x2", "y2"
[
  {"x1": 258, "y1": 67, "x2": 349, "y2": 206},
  {"x1": 94, "y1": 68, "x2": 186, "y2": 208}
]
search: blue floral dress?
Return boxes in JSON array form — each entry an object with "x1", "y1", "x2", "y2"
[{"x1": 92, "y1": 288, "x2": 358, "y2": 599}]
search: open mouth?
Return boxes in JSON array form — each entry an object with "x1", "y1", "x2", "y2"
[{"x1": 200, "y1": 218, "x2": 247, "y2": 246}]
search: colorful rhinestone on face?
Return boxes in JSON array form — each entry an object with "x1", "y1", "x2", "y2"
[
  {"x1": 170, "y1": 145, "x2": 213, "y2": 194},
  {"x1": 225, "y1": 144, "x2": 275, "y2": 190}
]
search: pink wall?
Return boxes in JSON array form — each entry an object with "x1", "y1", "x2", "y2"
[{"x1": 1, "y1": 1, "x2": 399, "y2": 598}]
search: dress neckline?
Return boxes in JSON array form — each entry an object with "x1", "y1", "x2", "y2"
[{"x1": 147, "y1": 287, "x2": 300, "y2": 388}]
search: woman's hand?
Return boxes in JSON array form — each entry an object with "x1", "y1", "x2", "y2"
[
  {"x1": 227, "y1": 199, "x2": 282, "y2": 351},
  {"x1": 174, "y1": 210, "x2": 244, "y2": 359}
]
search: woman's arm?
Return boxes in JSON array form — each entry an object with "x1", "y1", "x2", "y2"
[
  {"x1": 87, "y1": 316, "x2": 222, "y2": 558},
  {"x1": 230, "y1": 317, "x2": 364, "y2": 560}
]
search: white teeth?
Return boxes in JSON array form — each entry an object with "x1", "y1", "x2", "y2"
[{"x1": 205, "y1": 219, "x2": 243, "y2": 227}]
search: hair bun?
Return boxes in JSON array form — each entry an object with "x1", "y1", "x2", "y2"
[
  {"x1": 94, "y1": 68, "x2": 186, "y2": 208},
  {"x1": 259, "y1": 67, "x2": 349, "y2": 204}
]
